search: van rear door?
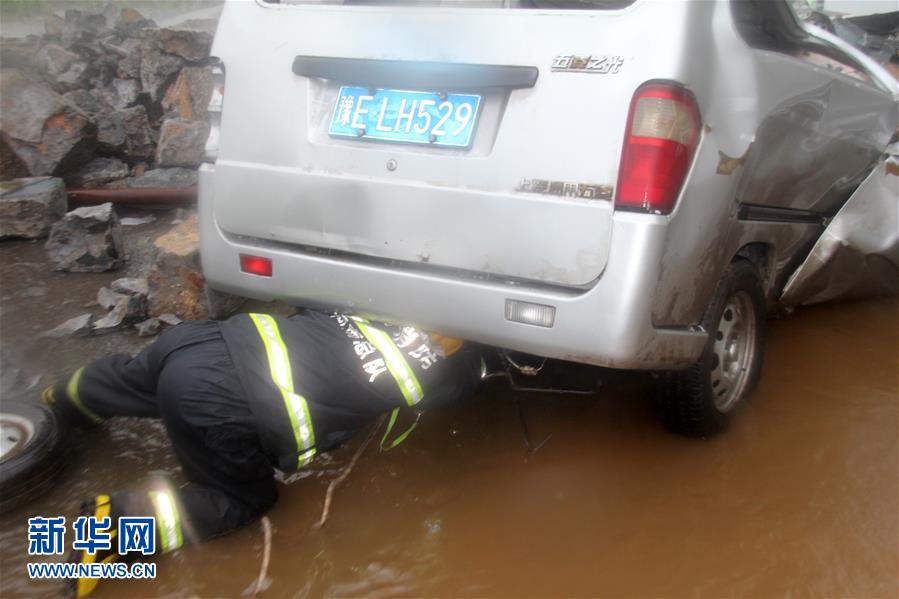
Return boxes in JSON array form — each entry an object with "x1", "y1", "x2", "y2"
[{"x1": 210, "y1": 0, "x2": 671, "y2": 287}]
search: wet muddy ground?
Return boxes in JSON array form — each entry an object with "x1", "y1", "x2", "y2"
[{"x1": 1, "y1": 225, "x2": 896, "y2": 598}]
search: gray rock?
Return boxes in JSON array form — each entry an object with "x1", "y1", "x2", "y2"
[
  {"x1": 69, "y1": 157, "x2": 129, "y2": 188},
  {"x1": 114, "y1": 8, "x2": 156, "y2": 37},
  {"x1": 94, "y1": 110, "x2": 126, "y2": 154},
  {"x1": 0, "y1": 70, "x2": 96, "y2": 177},
  {"x1": 87, "y1": 54, "x2": 119, "y2": 90},
  {"x1": 205, "y1": 286, "x2": 246, "y2": 320},
  {"x1": 112, "y1": 78, "x2": 140, "y2": 108},
  {"x1": 62, "y1": 89, "x2": 109, "y2": 116},
  {"x1": 155, "y1": 119, "x2": 209, "y2": 168},
  {"x1": 161, "y1": 66, "x2": 213, "y2": 121},
  {"x1": 102, "y1": 37, "x2": 142, "y2": 79},
  {"x1": 127, "y1": 168, "x2": 197, "y2": 188},
  {"x1": 111, "y1": 277, "x2": 149, "y2": 297},
  {"x1": 120, "y1": 105, "x2": 155, "y2": 159},
  {"x1": 0, "y1": 136, "x2": 31, "y2": 180},
  {"x1": 140, "y1": 33, "x2": 185, "y2": 101},
  {"x1": 56, "y1": 61, "x2": 93, "y2": 92},
  {"x1": 134, "y1": 317, "x2": 161, "y2": 337},
  {"x1": 95, "y1": 105, "x2": 153, "y2": 159},
  {"x1": 120, "y1": 215, "x2": 156, "y2": 226},
  {"x1": 44, "y1": 313, "x2": 93, "y2": 338},
  {"x1": 130, "y1": 162, "x2": 149, "y2": 177},
  {"x1": 171, "y1": 207, "x2": 188, "y2": 224},
  {"x1": 147, "y1": 213, "x2": 244, "y2": 320},
  {"x1": 0, "y1": 177, "x2": 67, "y2": 240},
  {"x1": 157, "y1": 27, "x2": 212, "y2": 62},
  {"x1": 92, "y1": 298, "x2": 134, "y2": 333},
  {"x1": 33, "y1": 45, "x2": 80, "y2": 78},
  {"x1": 93, "y1": 292, "x2": 147, "y2": 333},
  {"x1": 45, "y1": 203, "x2": 123, "y2": 272},
  {"x1": 97, "y1": 286, "x2": 125, "y2": 310},
  {"x1": 158, "y1": 313, "x2": 182, "y2": 327}
]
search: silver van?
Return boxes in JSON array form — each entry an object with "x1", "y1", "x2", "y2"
[{"x1": 198, "y1": 0, "x2": 898, "y2": 435}]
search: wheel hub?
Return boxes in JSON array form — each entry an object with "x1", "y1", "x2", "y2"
[
  {"x1": 709, "y1": 290, "x2": 757, "y2": 413},
  {"x1": 0, "y1": 414, "x2": 35, "y2": 463}
]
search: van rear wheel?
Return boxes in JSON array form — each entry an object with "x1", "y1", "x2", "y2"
[{"x1": 658, "y1": 259, "x2": 766, "y2": 437}]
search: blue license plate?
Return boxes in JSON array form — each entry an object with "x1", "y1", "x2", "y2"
[{"x1": 328, "y1": 87, "x2": 481, "y2": 148}]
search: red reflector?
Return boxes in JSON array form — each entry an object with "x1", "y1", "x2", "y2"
[
  {"x1": 239, "y1": 254, "x2": 272, "y2": 277},
  {"x1": 616, "y1": 82, "x2": 701, "y2": 214}
]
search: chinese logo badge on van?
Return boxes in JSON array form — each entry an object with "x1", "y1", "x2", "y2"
[{"x1": 551, "y1": 55, "x2": 624, "y2": 74}]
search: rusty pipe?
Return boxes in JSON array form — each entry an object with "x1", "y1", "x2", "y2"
[{"x1": 67, "y1": 187, "x2": 197, "y2": 206}]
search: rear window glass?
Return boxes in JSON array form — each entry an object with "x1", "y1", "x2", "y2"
[{"x1": 266, "y1": 1, "x2": 635, "y2": 9}]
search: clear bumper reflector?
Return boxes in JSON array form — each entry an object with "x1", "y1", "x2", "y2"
[{"x1": 505, "y1": 300, "x2": 555, "y2": 328}]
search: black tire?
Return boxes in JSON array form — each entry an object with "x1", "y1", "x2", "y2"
[
  {"x1": 657, "y1": 259, "x2": 766, "y2": 437},
  {"x1": 0, "y1": 400, "x2": 67, "y2": 513}
]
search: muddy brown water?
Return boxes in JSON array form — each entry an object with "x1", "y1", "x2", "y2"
[{"x1": 1, "y1": 227, "x2": 896, "y2": 598}]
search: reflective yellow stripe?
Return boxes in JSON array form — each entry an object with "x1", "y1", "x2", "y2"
[
  {"x1": 149, "y1": 490, "x2": 182, "y2": 553},
  {"x1": 352, "y1": 318, "x2": 424, "y2": 407},
  {"x1": 66, "y1": 367, "x2": 104, "y2": 424},
  {"x1": 250, "y1": 314, "x2": 294, "y2": 390},
  {"x1": 250, "y1": 314, "x2": 317, "y2": 469}
]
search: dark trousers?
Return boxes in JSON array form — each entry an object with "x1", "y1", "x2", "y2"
[{"x1": 77, "y1": 322, "x2": 276, "y2": 546}]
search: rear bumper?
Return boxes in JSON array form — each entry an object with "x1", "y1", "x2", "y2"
[{"x1": 199, "y1": 164, "x2": 707, "y2": 369}]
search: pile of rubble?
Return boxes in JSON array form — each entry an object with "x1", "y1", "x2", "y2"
[
  {"x1": 0, "y1": 6, "x2": 214, "y2": 187},
  {"x1": 0, "y1": 7, "x2": 242, "y2": 338},
  {"x1": 1, "y1": 191, "x2": 244, "y2": 337},
  {"x1": 0, "y1": 186, "x2": 243, "y2": 340}
]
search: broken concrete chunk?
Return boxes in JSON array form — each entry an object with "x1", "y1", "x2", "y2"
[
  {"x1": 0, "y1": 177, "x2": 67, "y2": 240},
  {"x1": 147, "y1": 214, "x2": 244, "y2": 320},
  {"x1": 45, "y1": 202, "x2": 123, "y2": 272},
  {"x1": 157, "y1": 27, "x2": 212, "y2": 62},
  {"x1": 33, "y1": 45, "x2": 80, "y2": 78},
  {"x1": 92, "y1": 294, "x2": 146, "y2": 333},
  {"x1": 56, "y1": 61, "x2": 93, "y2": 92},
  {"x1": 135, "y1": 317, "x2": 161, "y2": 337},
  {"x1": 97, "y1": 286, "x2": 125, "y2": 310},
  {"x1": 115, "y1": 8, "x2": 156, "y2": 37},
  {"x1": 111, "y1": 277, "x2": 149, "y2": 297},
  {"x1": 105, "y1": 37, "x2": 142, "y2": 79},
  {"x1": 158, "y1": 313, "x2": 182, "y2": 327},
  {"x1": 44, "y1": 313, "x2": 93, "y2": 338},
  {"x1": 120, "y1": 215, "x2": 156, "y2": 227},
  {"x1": 161, "y1": 66, "x2": 213, "y2": 121},
  {"x1": 69, "y1": 157, "x2": 129, "y2": 188},
  {"x1": 140, "y1": 34, "x2": 185, "y2": 101},
  {"x1": 120, "y1": 105, "x2": 155, "y2": 160},
  {"x1": 93, "y1": 78, "x2": 140, "y2": 110},
  {"x1": 61, "y1": 89, "x2": 109, "y2": 116},
  {"x1": 155, "y1": 119, "x2": 209, "y2": 168},
  {"x1": 0, "y1": 70, "x2": 97, "y2": 177},
  {"x1": 95, "y1": 105, "x2": 153, "y2": 159}
]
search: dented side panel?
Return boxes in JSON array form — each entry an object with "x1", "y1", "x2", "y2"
[
  {"x1": 652, "y1": 0, "x2": 898, "y2": 327},
  {"x1": 780, "y1": 152, "x2": 899, "y2": 306}
]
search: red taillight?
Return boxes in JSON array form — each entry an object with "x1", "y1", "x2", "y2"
[
  {"x1": 615, "y1": 82, "x2": 701, "y2": 214},
  {"x1": 239, "y1": 254, "x2": 272, "y2": 277}
]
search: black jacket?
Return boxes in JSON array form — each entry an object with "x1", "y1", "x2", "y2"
[{"x1": 219, "y1": 310, "x2": 482, "y2": 470}]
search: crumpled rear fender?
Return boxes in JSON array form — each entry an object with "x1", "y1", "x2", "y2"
[{"x1": 780, "y1": 148, "x2": 899, "y2": 306}]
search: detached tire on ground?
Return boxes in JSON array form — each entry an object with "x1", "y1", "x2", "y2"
[
  {"x1": 0, "y1": 400, "x2": 67, "y2": 513},
  {"x1": 658, "y1": 259, "x2": 766, "y2": 437}
]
